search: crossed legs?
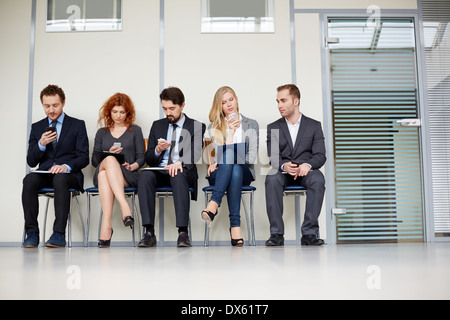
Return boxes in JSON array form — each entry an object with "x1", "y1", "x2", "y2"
[{"x1": 97, "y1": 156, "x2": 132, "y2": 240}]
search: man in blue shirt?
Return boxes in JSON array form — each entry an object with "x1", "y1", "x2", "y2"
[
  {"x1": 22, "y1": 85, "x2": 89, "y2": 248},
  {"x1": 138, "y1": 87, "x2": 205, "y2": 247}
]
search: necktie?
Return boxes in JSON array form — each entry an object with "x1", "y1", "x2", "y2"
[
  {"x1": 168, "y1": 123, "x2": 177, "y2": 164},
  {"x1": 51, "y1": 120, "x2": 58, "y2": 148}
]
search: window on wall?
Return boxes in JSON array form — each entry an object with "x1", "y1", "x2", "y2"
[
  {"x1": 201, "y1": 0, "x2": 274, "y2": 33},
  {"x1": 46, "y1": 0, "x2": 122, "y2": 32}
]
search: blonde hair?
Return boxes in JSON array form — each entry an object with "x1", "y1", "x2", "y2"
[{"x1": 208, "y1": 86, "x2": 240, "y2": 145}]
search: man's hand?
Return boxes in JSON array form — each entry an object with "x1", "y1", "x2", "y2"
[
  {"x1": 284, "y1": 162, "x2": 311, "y2": 180},
  {"x1": 283, "y1": 162, "x2": 299, "y2": 176},
  {"x1": 49, "y1": 165, "x2": 68, "y2": 174},
  {"x1": 40, "y1": 130, "x2": 58, "y2": 146},
  {"x1": 164, "y1": 162, "x2": 183, "y2": 177},
  {"x1": 295, "y1": 163, "x2": 311, "y2": 179},
  {"x1": 156, "y1": 139, "x2": 171, "y2": 154}
]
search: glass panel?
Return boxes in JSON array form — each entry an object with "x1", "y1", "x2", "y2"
[
  {"x1": 201, "y1": 0, "x2": 274, "y2": 33},
  {"x1": 47, "y1": 0, "x2": 122, "y2": 32},
  {"x1": 328, "y1": 18, "x2": 424, "y2": 243},
  {"x1": 422, "y1": 0, "x2": 450, "y2": 238}
]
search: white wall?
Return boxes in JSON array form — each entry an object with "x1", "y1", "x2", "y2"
[
  {"x1": 1, "y1": 0, "x2": 419, "y2": 245},
  {"x1": 0, "y1": 0, "x2": 32, "y2": 243},
  {"x1": 163, "y1": 0, "x2": 294, "y2": 243}
]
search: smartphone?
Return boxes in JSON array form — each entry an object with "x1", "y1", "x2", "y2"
[
  {"x1": 229, "y1": 113, "x2": 237, "y2": 121},
  {"x1": 158, "y1": 138, "x2": 167, "y2": 143},
  {"x1": 45, "y1": 126, "x2": 57, "y2": 133},
  {"x1": 113, "y1": 142, "x2": 121, "y2": 148},
  {"x1": 291, "y1": 160, "x2": 300, "y2": 167}
]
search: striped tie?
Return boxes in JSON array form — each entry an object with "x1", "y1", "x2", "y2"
[
  {"x1": 51, "y1": 120, "x2": 58, "y2": 148},
  {"x1": 168, "y1": 123, "x2": 177, "y2": 164}
]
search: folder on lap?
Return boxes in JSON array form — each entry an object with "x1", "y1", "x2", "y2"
[{"x1": 215, "y1": 142, "x2": 247, "y2": 165}]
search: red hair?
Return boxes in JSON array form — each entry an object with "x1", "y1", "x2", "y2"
[{"x1": 98, "y1": 93, "x2": 136, "y2": 129}]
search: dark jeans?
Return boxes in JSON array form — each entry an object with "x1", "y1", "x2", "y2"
[{"x1": 208, "y1": 163, "x2": 253, "y2": 228}]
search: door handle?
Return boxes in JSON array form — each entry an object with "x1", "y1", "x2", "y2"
[{"x1": 396, "y1": 119, "x2": 421, "y2": 127}]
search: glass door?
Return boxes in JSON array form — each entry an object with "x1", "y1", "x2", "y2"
[{"x1": 327, "y1": 18, "x2": 425, "y2": 243}]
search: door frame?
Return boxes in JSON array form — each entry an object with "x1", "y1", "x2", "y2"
[{"x1": 289, "y1": 2, "x2": 434, "y2": 243}]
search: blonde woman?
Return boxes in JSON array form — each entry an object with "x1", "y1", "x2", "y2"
[{"x1": 201, "y1": 86, "x2": 259, "y2": 246}]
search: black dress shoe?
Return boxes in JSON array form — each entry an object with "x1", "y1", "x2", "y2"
[
  {"x1": 177, "y1": 231, "x2": 191, "y2": 247},
  {"x1": 301, "y1": 234, "x2": 324, "y2": 246},
  {"x1": 138, "y1": 232, "x2": 157, "y2": 247},
  {"x1": 265, "y1": 234, "x2": 284, "y2": 246}
]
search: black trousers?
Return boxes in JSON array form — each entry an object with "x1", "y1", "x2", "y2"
[
  {"x1": 22, "y1": 172, "x2": 80, "y2": 235},
  {"x1": 138, "y1": 169, "x2": 194, "y2": 229}
]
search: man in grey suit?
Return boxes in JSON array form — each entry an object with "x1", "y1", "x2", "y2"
[{"x1": 265, "y1": 84, "x2": 326, "y2": 246}]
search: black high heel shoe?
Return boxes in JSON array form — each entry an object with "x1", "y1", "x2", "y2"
[
  {"x1": 123, "y1": 216, "x2": 134, "y2": 227},
  {"x1": 201, "y1": 209, "x2": 218, "y2": 222},
  {"x1": 230, "y1": 228, "x2": 244, "y2": 247},
  {"x1": 98, "y1": 229, "x2": 113, "y2": 248}
]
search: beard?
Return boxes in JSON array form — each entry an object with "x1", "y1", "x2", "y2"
[{"x1": 167, "y1": 114, "x2": 181, "y2": 123}]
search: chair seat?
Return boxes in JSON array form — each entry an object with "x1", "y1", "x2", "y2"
[
  {"x1": 156, "y1": 187, "x2": 195, "y2": 193},
  {"x1": 38, "y1": 188, "x2": 80, "y2": 195},
  {"x1": 85, "y1": 187, "x2": 138, "y2": 193},
  {"x1": 284, "y1": 185, "x2": 306, "y2": 191},
  {"x1": 202, "y1": 185, "x2": 256, "y2": 192}
]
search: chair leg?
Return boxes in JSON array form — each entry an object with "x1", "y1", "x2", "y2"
[
  {"x1": 134, "y1": 198, "x2": 142, "y2": 241},
  {"x1": 97, "y1": 208, "x2": 103, "y2": 240},
  {"x1": 68, "y1": 195, "x2": 72, "y2": 248},
  {"x1": 295, "y1": 195, "x2": 301, "y2": 245},
  {"x1": 22, "y1": 226, "x2": 26, "y2": 246},
  {"x1": 130, "y1": 193, "x2": 136, "y2": 247},
  {"x1": 73, "y1": 196, "x2": 85, "y2": 247},
  {"x1": 85, "y1": 193, "x2": 91, "y2": 247},
  {"x1": 250, "y1": 191, "x2": 256, "y2": 246},
  {"x1": 188, "y1": 192, "x2": 192, "y2": 241},
  {"x1": 241, "y1": 196, "x2": 252, "y2": 246},
  {"x1": 42, "y1": 197, "x2": 50, "y2": 247},
  {"x1": 159, "y1": 197, "x2": 165, "y2": 245},
  {"x1": 203, "y1": 192, "x2": 210, "y2": 247}
]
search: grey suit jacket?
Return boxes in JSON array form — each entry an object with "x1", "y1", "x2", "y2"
[
  {"x1": 266, "y1": 114, "x2": 326, "y2": 174},
  {"x1": 207, "y1": 113, "x2": 259, "y2": 180}
]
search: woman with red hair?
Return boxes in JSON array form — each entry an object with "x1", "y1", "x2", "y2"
[{"x1": 91, "y1": 93, "x2": 145, "y2": 247}]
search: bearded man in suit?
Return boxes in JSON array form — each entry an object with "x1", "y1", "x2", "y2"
[
  {"x1": 22, "y1": 85, "x2": 89, "y2": 248},
  {"x1": 265, "y1": 84, "x2": 326, "y2": 246},
  {"x1": 138, "y1": 87, "x2": 205, "y2": 247}
]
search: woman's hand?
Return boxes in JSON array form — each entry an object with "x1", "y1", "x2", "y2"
[
  {"x1": 226, "y1": 117, "x2": 241, "y2": 144},
  {"x1": 109, "y1": 145, "x2": 123, "y2": 154},
  {"x1": 207, "y1": 163, "x2": 218, "y2": 176},
  {"x1": 122, "y1": 162, "x2": 138, "y2": 171}
]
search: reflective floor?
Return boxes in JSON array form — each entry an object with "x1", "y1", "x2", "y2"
[{"x1": 1, "y1": 243, "x2": 449, "y2": 300}]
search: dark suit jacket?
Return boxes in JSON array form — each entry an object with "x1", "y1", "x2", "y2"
[
  {"x1": 266, "y1": 114, "x2": 326, "y2": 173},
  {"x1": 26, "y1": 114, "x2": 90, "y2": 191},
  {"x1": 145, "y1": 114, "x2": 206, "y2": 200}
]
